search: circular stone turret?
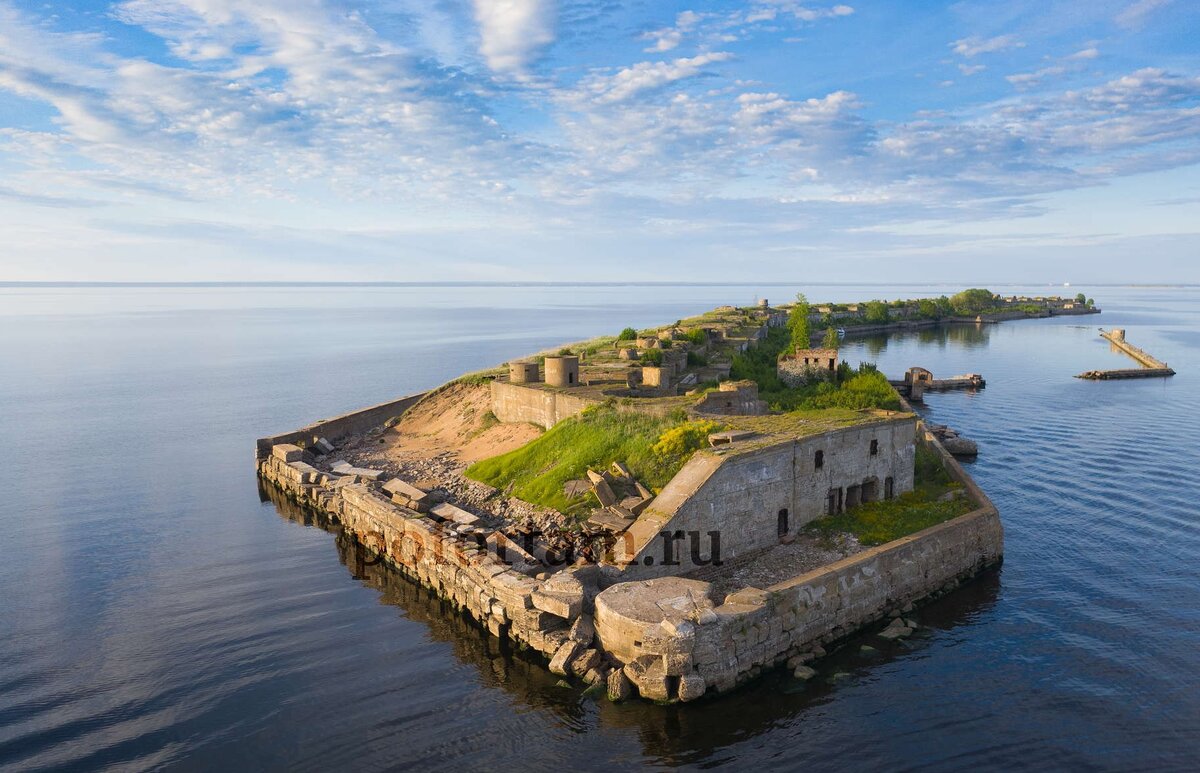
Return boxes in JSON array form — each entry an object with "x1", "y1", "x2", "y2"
[
  {"x1": 544, "y1": 355, "x2": 580, "y2": 387},
  {"x1": 594, "y1": 577, "x2": 715, "y2": 662},
  {"x1": 509, "y1": 361, "x2": 539, "y2": 384}
]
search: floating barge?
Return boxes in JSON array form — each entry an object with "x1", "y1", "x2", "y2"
[{"x1": 1076, "y1": 329, "x2": 1175, "y2": 380}]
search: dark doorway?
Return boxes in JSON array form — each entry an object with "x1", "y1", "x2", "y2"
[
  {"x1": 885, "y1": 476, "x2": 894, "y2": 500},
  {"x1": 777, "y1": 508, "x2": 789, "y2": 536}
]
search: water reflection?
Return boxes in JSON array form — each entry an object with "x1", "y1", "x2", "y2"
[{"x1": 848, "y1": 322, "x2": 994, "y2": 362}]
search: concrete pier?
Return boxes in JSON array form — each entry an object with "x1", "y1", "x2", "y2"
[{"x1": 1077, "y1": 329, "x2": 1175, "y2": 380}]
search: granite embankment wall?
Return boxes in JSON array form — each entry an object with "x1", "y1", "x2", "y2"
[
  {"x1": 258, "y1": 453, "x2": 583, "y2": 660},
  {"x1": 255, "y1": 392, "x2": 427, "y2": 460}
]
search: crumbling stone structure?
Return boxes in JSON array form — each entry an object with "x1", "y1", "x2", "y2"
[{"x1": 778, "y1": 348, "x2": 839, "y2": 387}]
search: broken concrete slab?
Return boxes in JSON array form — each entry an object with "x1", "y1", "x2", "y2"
[
  {"x1": 610, "y1": 461, "x2": 633, "y2": 481},
  {"x1": 430, "y1": 501, "x2": 480, "y2": 526},
  {"x1": 592, "y1": 478, "x2": 617, "y2": 507},
  {"x1": 313, "y1": 437, "x2": 335, "y2": 455}
]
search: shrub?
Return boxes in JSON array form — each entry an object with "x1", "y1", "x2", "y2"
[
  {"x1": 651, "y1": 419, "x2": 724, "y2": 461},
  {"x1": 684, "y1": 328, "x2": 708, "y2": 346},
  {"x1": 640, "y1": 348, "x2": 664, "y2": 366},
  {"x1": 864, "y1": 300, "x2": 889, "y2": 324},
  {"x1": 687, "y1": 351, "x2": 708, "y2": 367},
  {"x1": 949, "y1": 288, "x2": 996, "y2": 315},
  {"x1": 617, "y1": 327, "x2": 638, "y2": 341}
]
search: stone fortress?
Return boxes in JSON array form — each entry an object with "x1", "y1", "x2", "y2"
[{"x1": 256, "y1": 298, "x2": 1007, "y2": 703}]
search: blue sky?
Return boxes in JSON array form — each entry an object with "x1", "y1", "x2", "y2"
[{"x1": 0, "y1": 0, "x2": 1198, "y2": 282}]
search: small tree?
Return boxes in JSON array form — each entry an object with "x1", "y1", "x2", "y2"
[
  {"x1": 1074, "y1": 292, "x2": 1087, "y2": 305},
  {"x1": 822, "y1": 326, "x2": 840, "y2": 349},
  {"x1": 918, "y1": 298, "x2": 939, "y2": 319},
  {"x1": 950, "y1": 288, "x2": 995, "y2": 315},
  {"x1": 1087, "y1": 297, "x2": 1095, "y2": 307},
  {"x1": 617, "y1": 327, "x2": 638, "y2": 341},
  {"x1": 788, "y1": 292, "x2": 811, "y2": 352}
]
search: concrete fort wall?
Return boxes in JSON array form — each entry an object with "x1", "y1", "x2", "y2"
[
  {"x1": 594, "y1": 419, "x2": 1002, "y2": 701},
  {"x1": 255, "y1": 392, "x2": 427, "y2": 460},
  {"x1": 614, "y1": 418, "x2": 917, "y2": 578},
  {"x1": 490, "y1": 380, "x2": 601, "y2": 430}
]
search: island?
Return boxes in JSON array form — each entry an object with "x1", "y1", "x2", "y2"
[{"x1": 255, "y1": 290, "x2": 1094, "y2": 702}]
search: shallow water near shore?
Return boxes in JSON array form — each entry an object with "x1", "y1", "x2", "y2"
[{"x1": 2, "y1": 282, "x2": 1198, "y2": 771}]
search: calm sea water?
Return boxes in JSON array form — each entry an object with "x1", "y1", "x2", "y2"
[{"x1": 1, "y1": 283, "x2": 1197, "y2": 772}]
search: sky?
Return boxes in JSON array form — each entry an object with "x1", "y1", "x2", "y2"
[{"x1": 0, "y1": 0, "x2": 1198, "y2": 283}]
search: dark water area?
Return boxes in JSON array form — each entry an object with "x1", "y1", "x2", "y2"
[{"x1": 1, "y1": 283, "x2": 1198, "y2": 771}]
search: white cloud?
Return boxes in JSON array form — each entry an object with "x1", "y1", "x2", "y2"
[
  {"x1": 1069, "y1": 47, "x2": 1100, "y2": 60},
  {"x1": 1115, "y1": 0, "x2": 1173, "y2": 29},
  {"x1": 574, "y1": 52, "x2": 733, "y2": 104},
  {"x1": 951, "y1": 34, "x2": 1024, "y2": 58},
  {"x1": 958, "y1": 64, "x2": 986, "y2": 76},
  {"x1": 472, "y1": 0, "x2": 556, "y2": 73}
]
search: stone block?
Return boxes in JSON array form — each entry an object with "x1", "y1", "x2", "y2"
[
  {"x1": 571, "y1": 648, "x2": 601, "y2": 677},
  {"x1": 607, "y1": 669, "x2": 633, "y2": 701},
  {"x1": 678, "y1": 674, "x2": 706, "y2": 702},
  {"x1": 272, "y1": 443, "x2": 304, "y2": 463},
  {"x1": 549, "y1": 640, "x2": 582, "y2": 676},
  {"x1": 568, "y1": 614, "x2": 595, "y2": 643},
  {"x1": 431, "y1": 501, "x2": 480, "y2": 526},
  {"x1": 532, "y1": 589, "x2": 582, "y2": 620},
  {"x1": 313, "y1": 437, "x2": 336, "y2": 455}
]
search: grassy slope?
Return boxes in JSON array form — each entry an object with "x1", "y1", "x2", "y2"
[{"x1": 464, "y1": 406, "x2": 712, "y2": 516}]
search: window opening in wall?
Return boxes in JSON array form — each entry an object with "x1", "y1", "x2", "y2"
[
  {"x1": 777, "y1": 508, "x2": 789, "y2": 536},
  {"x1": 815, "y1": 450, "x2": 824, "y2": 469},
  {"x1": 870, "y1": 439, "x2": 879, "y2": 456}
]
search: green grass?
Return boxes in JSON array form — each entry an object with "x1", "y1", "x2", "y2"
[
  {"x1": 805, "y1": 489, "x2": 972, "y2": 546},
  {"x1": 464, "y1": 406, "x2": 715, "y2": 515}
]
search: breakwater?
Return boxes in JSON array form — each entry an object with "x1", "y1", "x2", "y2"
[{"x1": 1077, "y1": 329, "x2": 1175, "y2": 380}]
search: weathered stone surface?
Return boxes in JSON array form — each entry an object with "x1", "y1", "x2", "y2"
[
  {"x1": 610, "y1": 461, "x2": 633, "y2": 481},
  {"x1": 571, "y1": 648, "x2": 601, "y2": 677},
  {"x1": 532, "y1": 583, "x2": 583, "y2": 620},
  {"x1": 568, "y1": 614, "x2": 596, "y2": 643},
  {"x1": 792, "y1": 665, "x2": 817, "y2": 680},
  {"x1": 430, "y1": 501, "x2": 480, "y2": 526},
  {"x1": 272, "y1": 443, "x2": 304, "y2": 462},
  {"x1": 678, "y1": 674, "x2": 706, "y2": 702},
  {"x1": 607, "y1": 669, "x2": 633, "y2": 701},
  {"x1": 878, "y1": 618, "x2": 912, "y2": 640},
  {"x1": 549, "y1": 640, "x2": 582, "y2": 676},
  {"x1": 313, "y1": 437, "x2": 335, "y2": 455}
]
